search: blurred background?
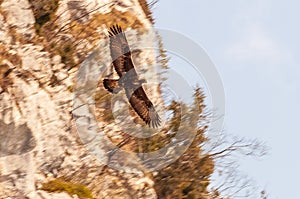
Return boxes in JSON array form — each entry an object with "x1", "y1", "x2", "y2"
[{"x1": 153, "y1": 1, "x2": 300, "y2": 198}]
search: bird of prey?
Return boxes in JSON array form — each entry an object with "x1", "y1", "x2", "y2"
[{"x1": 103, "y1": 25, "x2": 161, "y2": 128}]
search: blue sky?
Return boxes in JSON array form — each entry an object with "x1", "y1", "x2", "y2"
[{"x1": 152, "y1": 0, "x2": 300, "y2": 198}]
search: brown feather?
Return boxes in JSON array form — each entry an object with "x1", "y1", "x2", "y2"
[
  {"x1": 126, "y1": 87, "x2": 161, "y2": 128},
  {"x1": 108, "y1": 25, "x2": 131, "y2": 77}
]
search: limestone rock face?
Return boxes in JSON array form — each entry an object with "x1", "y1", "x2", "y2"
[
  {"x1": 0, "y1": 0, "x2": 159, "y2": 198},
  {"x1": 1, "y1": 0, "x2": 35, "y2": 39}
]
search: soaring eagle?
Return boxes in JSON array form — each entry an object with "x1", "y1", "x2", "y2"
[{"x1": 103, "y1": 25, "x2": 161, "y2": 128}]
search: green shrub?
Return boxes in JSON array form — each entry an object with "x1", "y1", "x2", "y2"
[
  {"x1": 29, "y1": 0, "x2": 59, "y2": 34},
  {"x1": 41, "y1": 179, "x2": 93, "y2": 199}
]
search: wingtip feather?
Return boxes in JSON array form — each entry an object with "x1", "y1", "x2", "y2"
[{"x1": 108, "y1": 24, "x2": 124, "y2": 37}]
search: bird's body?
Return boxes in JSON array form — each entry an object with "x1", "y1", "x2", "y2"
[{"x1": 103, "y1": 25, "x2": 161, "y2": 128}]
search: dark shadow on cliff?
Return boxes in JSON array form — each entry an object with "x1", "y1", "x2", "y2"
[{"x1": 0, "y1": 120, "x2": 36, "y2": 157}]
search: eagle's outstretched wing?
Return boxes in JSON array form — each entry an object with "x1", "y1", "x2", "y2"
[
  {"x1": 126, "y1": 86, "x2": 161, "y2": 128},
  {"x1": 108, "y1": 25, "x2": 135, "y2": 77}
]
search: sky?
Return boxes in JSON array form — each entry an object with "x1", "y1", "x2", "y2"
[{"x1": 152, "y1": 0, "x2": 300, "y2": 198}]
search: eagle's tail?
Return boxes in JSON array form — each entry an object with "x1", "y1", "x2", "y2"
[
  {"x1": 149, "y1": 106, "x2": 161, "y2": 128},
  {"x1": 103, "y1": 79, "x2": 122, "y2": 94}
]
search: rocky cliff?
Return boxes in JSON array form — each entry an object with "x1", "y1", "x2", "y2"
[{"x1": 0, "y1": 0, "x2": 160, "y2": 198}]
